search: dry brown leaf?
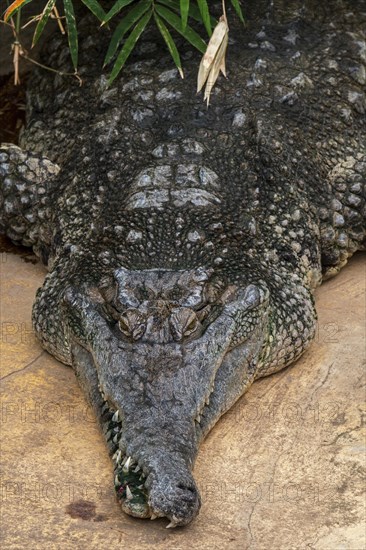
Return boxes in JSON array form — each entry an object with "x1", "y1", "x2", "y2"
[
  {"x1": 203, "y1": 31, "x2": 228, "y2": 104},
  {"x1": 197, "y1": 15, "x2": 229, "y2": 104}
]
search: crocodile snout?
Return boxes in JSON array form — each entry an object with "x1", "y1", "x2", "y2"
[{"x1": 148, "y1": 472, "x2": 201, "y2": 526}]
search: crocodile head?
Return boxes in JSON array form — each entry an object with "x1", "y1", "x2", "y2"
[{"x1": 65, "y1": 266, "x2": 270, "y2": 526}]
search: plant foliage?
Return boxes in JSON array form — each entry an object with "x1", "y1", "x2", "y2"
[{"x1": 3, "y1": 0, "x2": 245, "y2": 85}]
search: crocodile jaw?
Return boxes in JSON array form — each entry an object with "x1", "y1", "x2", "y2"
[{"x1": 71, "y1": 314, "x2": 268, "y2": 526}]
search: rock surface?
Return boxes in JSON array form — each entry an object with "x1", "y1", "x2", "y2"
[{"x1": 1, "y1": 243, "x2": 364, "y2": 549}]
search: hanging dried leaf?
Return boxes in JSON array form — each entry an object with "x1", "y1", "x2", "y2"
[
  {"x1": 197, "y1": 14, "x2": 229, "y2": 104},
  {"x1": 203, "y1": 29, "x2": 228, "y2": 104}
]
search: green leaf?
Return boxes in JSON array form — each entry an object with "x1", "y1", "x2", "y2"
[
  {"x1": 80, "y1": 0, "x2": 106, "y2": 21},
  {"x1": 179, "y1": 0, "x2": 189, "y2": 30},
  {"x1": 63, "y1": 0, "x2": 78, "y2": 69},
  {"x1": 157, "y1": 0, "x2": 217, "y2": 26},
  {"x1": 230, "y1": 0, "x2": 245, "y2": 24},
  {"x1": 108, "y1": 9, "x2": 152, "y2": 85},
  {"x1": 155, "y1": 4, "x2": 206, "y2": 54},
  {"x1": 154, "y1": 12, "x2": 183, "y2": 77},
  {"x1": 196, "y1": 0, "x2": 211, "y2": 36},
  {"x1": 104, "y1": 0, "x2": 152, "y2": 66},
  {"x1": 103, "y1": 0, "x2": 137, "y2": 24},
  {"x1": 4, "y1": 0, "x2": 32, "y2": 22},
  {"x1": 32, "y1": 0, "x2": 56, "y2": 46}
]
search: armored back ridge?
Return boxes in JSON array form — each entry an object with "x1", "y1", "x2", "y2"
[{"x1": 0, "y1": 0, "x2": 365, "y2": 526}]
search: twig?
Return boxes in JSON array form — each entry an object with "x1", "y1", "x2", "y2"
[
  {"x1": 21, "y1": 11, "x2": 66, "y2": 31},
  {"x1": 53, "y1": 5, "x2": 65, "y2": 34},
  {"x1": 21, "y1": 14, "x2": 42, "y2": 30},
  {"x1": 8, "y1": 14, "x2": 22, "y2": 85},
  {"x1": 0, "y1": 19, "x2": 82, "y2": 86},
  {"x1": 12, "y1": 40, "x2": 21, "y2": 85},
  {"x1": 21, "y1": 51, "x2": 82, "y2": 85}
]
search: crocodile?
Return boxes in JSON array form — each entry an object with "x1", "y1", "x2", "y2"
[{"x1": 0, "y1": 0, "x2": 365, "y2": 528}]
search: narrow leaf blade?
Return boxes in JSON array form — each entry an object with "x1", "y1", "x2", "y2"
[
  {"x1": 32, "y1": 0, "x2": 56, "y2": 46},
  {"x1": 155, "y1": 5, "x2": 206, "y2": 54},
  {"x1": 4, "y1": 0, "x2": 32, "y2": 22},
  {"x1": 230, "y1": 0, "x2": 245, "y2": 24},
  {"x1": 103, "y1": 0, "x2": 136, "y2": 24},
  {"x1": 158, "y1": 0, "x2": 216, "y2": 26},
  {"x1": 196, "y1": 0, "x2": 211, "y2": 36},
  {"x1": 63, "y1": 0, "x2": 78, "y2": 69},
  {"x1": 154, "y1": 12, "x2": 183, "y2": 77},
  {"x1": 108, "y1": 10, "x2": 152, "y2": 85},
  {"x1": 179, "y1": 0, "x2": 189, "y2": 30},
  {"x1": 104, "y1": 0, "x2": 151, "y2": 66},
  {"x1": 80, "y1": 0, "x2": 106, "y2": 21}
]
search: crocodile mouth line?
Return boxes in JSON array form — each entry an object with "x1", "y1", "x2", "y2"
[
  {"x1": 193, "y1": 378, "x2": 216, "y2": 425},
  {"x1": 101, "y1": 401, "x2": 153, "y2": 519},
  {"x1": 100, "y1": 384, "x2": 217, "y2": 523}
]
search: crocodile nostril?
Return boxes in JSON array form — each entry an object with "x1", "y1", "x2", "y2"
[
  {"x1": 148, "y1": 474, "x2": 201, "y2": 525},
  {"x1": 176, "y1": 482, "x2": 199, "y2": 503},
  {"x1": 177, "y1": 483, "x2": 195, "y2": 493}
]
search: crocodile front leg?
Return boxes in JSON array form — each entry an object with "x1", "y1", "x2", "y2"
[{"x1": 0, "y1": 144, "x2": 60, "y2": 264}]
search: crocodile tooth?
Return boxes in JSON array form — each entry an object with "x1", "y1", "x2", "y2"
[
  {"x1": 98, "y1": 385, "x2": 106, "y2": 400},
  {"x1": 133, "y1": 465, "x2": 140, "y2": 473},
  {"x1": 150, "y1": 513, "x2": 157, "y2": 520},
  {"x1": 196, "y1": 414, "x2": 201, "y2": 423},
  {"x1": 137, "y1": 484, "x2": 144, "y2": 490},
  {"x1": 105, "y1": 430, "x2": 113, "y2": 440},
  {"x1": 125, "y1": 485, "x2": 133, "y2": 500},
  {"x1": 166, "y1": 520, "x2": 178, "y2": 529},
  {"x1": 112, "y1": 410, "x2": 120, "y2": 422},
  {"x1": 113, "y1": 434, "x2": 119, "y2": 444},
  {"x1": 123, "y1": 456, "x2": 132, "y2": 471},
  {"x1": 115, "y1": 450, "x2": 122, "y2": 463},
  {"x1": 114, "y1": 474, "x2": 119, "y2": 485}
]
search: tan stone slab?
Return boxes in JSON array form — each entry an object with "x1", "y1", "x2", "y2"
[{"x1": 0, "y1": 249, "x2": 365, "y2": 550}]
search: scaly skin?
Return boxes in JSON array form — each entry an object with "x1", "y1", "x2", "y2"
[{"x1": 0, "y1": 0, "x2": 365, "y2": 527}]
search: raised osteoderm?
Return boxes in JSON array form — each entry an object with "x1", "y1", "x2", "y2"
[{"x1": 0, "y1": 0, "x2": 365, "y2": 528}]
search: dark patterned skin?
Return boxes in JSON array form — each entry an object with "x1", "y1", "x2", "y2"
[{"x1": 0, "y1": 0, "x2": 365, "y2": 527}]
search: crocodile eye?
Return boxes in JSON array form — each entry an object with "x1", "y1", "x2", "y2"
[
  {"x1": 118, "y1": 309, "x2": 146, "y2": 340},
  {"x1": 195, "y1": 305, "x2": 211, "y2": 322},
  {"x1": 183, "y1": 314, "x2": 199, "y2": 336},
  {"x1": 170, "y1": 308, "x2": 200, "y2": 341},
  {"x1": 118, "y1": 316, "x2": 130, "y2": 336}
]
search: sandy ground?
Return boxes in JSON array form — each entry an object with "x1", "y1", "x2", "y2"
[{"x1": 0, "y1": 242, "x2": 365, "y2": 549}]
